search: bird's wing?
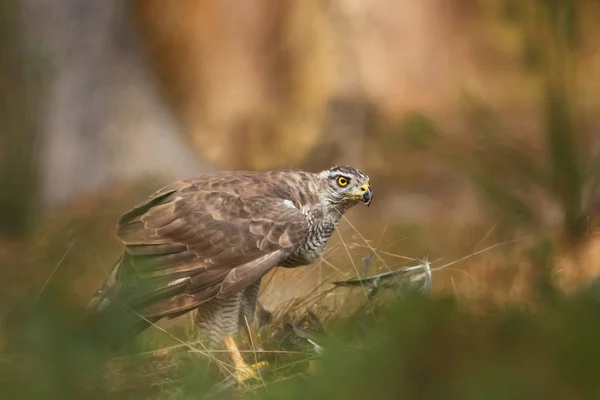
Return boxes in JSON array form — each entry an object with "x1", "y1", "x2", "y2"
[{"x1": 111, "y1": 175, "x2": 309, "y2": 319}]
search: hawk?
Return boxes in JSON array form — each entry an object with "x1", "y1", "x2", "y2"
[{"x1": 88, "y1": 165, "x2": 372, "y2": 381}]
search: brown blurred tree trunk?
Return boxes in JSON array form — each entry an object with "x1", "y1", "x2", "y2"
[{"x1": 0, "y1": 0, "x2": 44, "y2": 237}]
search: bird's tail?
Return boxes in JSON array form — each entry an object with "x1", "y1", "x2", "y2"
[
  {"x1": 87, "y1": 256, "x2": 123, "y2": 313},
  {"x1": 85, "y1": 257, "x2": 155, "y2": 349}
]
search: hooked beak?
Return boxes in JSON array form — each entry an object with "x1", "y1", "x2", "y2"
[
  {"x1": 344, "y1": 181, "x2": 373, "y2": 206},
  {"x1": 360, "y1": 182, "x2": 373, "y2": 207}
]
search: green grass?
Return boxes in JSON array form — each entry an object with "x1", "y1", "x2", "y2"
[{"x1": 5, "y1": 280, "x2": 600, "y2": 399}]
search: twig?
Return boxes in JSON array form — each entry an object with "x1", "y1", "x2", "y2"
[
  {"x1": 473, "y1": 223, "x2": 498, "y2": 252},
  {"x1": 35, "y1": 239, "x2": 76, "y2": 301},
  {"x1": 432, "y1": 237, "x2": 526, "y2": 272}
]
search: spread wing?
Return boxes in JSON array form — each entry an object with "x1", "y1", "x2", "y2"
[{"x1": 106, "y1": 176, "x2": 309, "y2": 319}]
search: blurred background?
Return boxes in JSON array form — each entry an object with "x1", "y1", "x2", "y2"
[{"x1": 2, "y1": 0, "x2": 600, "y2": 398}]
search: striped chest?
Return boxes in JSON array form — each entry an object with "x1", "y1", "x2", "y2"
[{"x1": 280, "y1": 207, "x2": 340, "y2": 267}]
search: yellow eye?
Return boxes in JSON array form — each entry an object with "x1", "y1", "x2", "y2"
[{"x1": 337, "y1": 176, "x2": 349, "y2": 187}]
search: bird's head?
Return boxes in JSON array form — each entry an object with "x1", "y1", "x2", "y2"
[{"x1": 318, "y1": 165, "x2": 372, "y2": 210}]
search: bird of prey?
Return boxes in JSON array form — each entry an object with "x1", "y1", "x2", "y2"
[{"x1": 88, "y1": 165, "x2": 372, "y2": 382}]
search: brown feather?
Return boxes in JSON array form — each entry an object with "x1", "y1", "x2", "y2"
[
  {"x1": 217, "y1": 251, "x2": 283, "y2": 298},
  {"x1": 126, "y1": 243, "x2": 187, "y2": 256},
  {"x1": 105, "y1": 171, "x2": 311, "y2": 322}
]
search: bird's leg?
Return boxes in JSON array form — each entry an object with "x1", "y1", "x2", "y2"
[
  {"x1": 239, "y1": 280, "x2": 265, "y2": 351},
  {"x1": 242, "y1": 300, "x2": 272, "y2": 352},
  {"x1": 223, "y1": 334, "x2": 268, "y2": 383},
  {"x1": 197, "y1": 292, "x2": 268, "y2": 384},
  {"x1": 242, "y1": 316, "x2": 262, "y2": 351}
]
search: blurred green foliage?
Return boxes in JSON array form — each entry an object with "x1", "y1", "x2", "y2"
[
  {"x1": 0, "y1": 0, "x2": 46, "y2": 237},
  {"x1": 395, "y1": 113, "x2": 440, "y2": 150},
  {"x1": 5, "y1": 286, "x2": 600, "y2": 399},
  {"x1": 393, "y1": 1, "x2": 592, "y2": 244}
]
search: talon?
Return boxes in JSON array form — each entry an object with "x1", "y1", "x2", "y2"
[
  {"x1": 234, "y1": 360, "x2": 268, "y2": 383},
  {"x1": 224, "y1": 335, "x2": 268, "y2": 383}
]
